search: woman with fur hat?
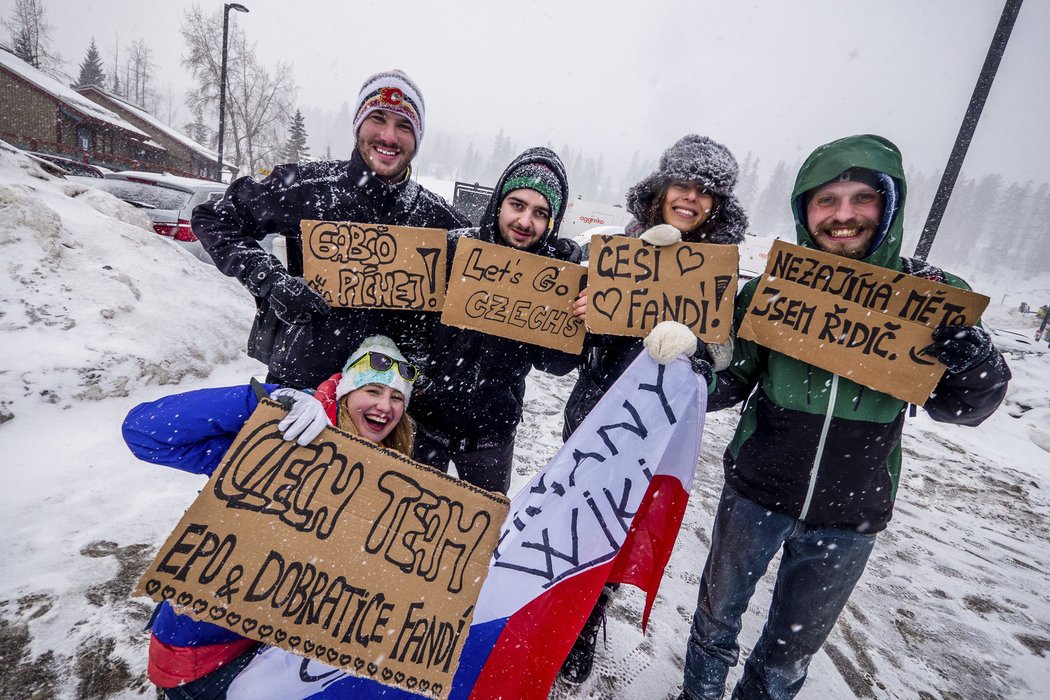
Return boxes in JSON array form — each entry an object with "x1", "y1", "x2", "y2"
[
  {"x1": 559, "y1": 135, "x2": 748, "y2": 685},
  {"x1": 121, "y1": 336, "x2": 416, "y2": 698}
]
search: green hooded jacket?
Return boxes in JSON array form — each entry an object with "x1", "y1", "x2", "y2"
[{"x1": 712, "y1": 134, "x2": 1010, "y2": 533}]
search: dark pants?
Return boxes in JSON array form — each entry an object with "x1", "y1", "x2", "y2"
[
  {"x1": 683, "y1": 485, "x2": 876, "y2": 700},
  {"x1": 163, "y1": 646, "x2": 258, "y2": 700},
  {"x1": 412, "y1": 422, "x2": 515, "y2": 494}
]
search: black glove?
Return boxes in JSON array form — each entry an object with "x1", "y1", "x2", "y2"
[
  {"x1": 922, "y1": 325, "x2": 993, "y2": 374},
  {"x1": 689, "y1": 354, "x2": 713, "y2": 385},
  {"x1": 245, "y1": 259, "x2": 329, "y2": 326},
  {"x1": 267, "y1": 274, "x2": 330, "y2": 325}
]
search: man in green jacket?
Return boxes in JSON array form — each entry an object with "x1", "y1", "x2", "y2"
[{"x1": 678, "y1": 134, "x2": 1011, "y2": 700}]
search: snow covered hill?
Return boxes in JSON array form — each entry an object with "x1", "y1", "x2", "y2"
[{"x1": 1, "y1": 145, "x2": 1048, "y2": 699}]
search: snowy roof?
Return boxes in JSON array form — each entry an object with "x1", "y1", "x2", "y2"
[
  {"x1": 0, "y1": 49, "x2": 151, "y2": 140},
  {"x1": 76, "y1": 85, "x2": 235, "y2": 169}
]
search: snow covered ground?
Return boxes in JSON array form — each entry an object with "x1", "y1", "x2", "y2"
[{"x1": 2, "y1": 144, "x2": 1048, "y2": 699}]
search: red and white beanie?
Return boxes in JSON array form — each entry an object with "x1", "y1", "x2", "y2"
[{"x1": 352, "y1": 69, "x2": 425, "y2": 148}]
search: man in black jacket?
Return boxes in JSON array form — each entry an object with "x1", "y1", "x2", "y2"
[
  {"x1": 193, "y1": 69, "x2": 468, "y2": 388},
  {"x1": 409, "y1": 147, "x2": 582, "y2": 494}
]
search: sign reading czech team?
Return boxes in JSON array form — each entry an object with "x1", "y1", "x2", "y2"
[
  {"x1": 302, "y1": 220, "x2": 448, "y2": 311},
  {"x1": 442, "y1": 237, "x2": 587, "y2": 354},
  {"x1": 586, "y1": 235, "x2": 738, "y2": 342},
  {"x1": 738, "y1": 240, "x2": 990, "y2": 405},
  {"x1": 135, "y1": 400, "x2": 508, "y2": 700}
]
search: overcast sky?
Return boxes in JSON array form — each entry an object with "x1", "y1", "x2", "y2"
[{"x1": 23, "y1": 0, "x2": 1050, "y2": 185}]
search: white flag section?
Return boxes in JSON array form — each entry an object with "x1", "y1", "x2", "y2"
[
  {"x1": 460, "y1": 352, "x2": 706, "y2": 699},
  {"x1": 225, "y1": 353, "x2": 707, "y2": 700}
]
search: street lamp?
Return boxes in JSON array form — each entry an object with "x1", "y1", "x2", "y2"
[{"x1": 216, "y1": 2, "x2": 249, "y2": 180}]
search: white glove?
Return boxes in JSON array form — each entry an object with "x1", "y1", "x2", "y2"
[
  {"x1": 270, "y1": 388, "x2": 330, "y2": 446},
  {"x1": 643, "y1": 321, "x2": 697, "y2": 364},
  {"x1": 639, "y1": 224, "x2": 682, "y2": 246}
]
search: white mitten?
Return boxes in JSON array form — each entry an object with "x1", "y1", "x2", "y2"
[
  {"x1": 639, "y1": 224, "x2": 681, "y2": 246},
  {"x1": 271, "y1": 388, "x2": 330, "y2": 446},
  {"x1": 644, "y1": 321, "x2": 697, "y2": 364}
]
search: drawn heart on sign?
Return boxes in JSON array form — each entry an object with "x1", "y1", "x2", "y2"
[
  {"x1": 241, "y1": 618, "x2": 258, "y2": 634},
  {"x1": 209, "y1": 605, "x2": 225, "y2": 620},
  {"x1": 419, "y1": 680, "x2": 430, "y2": 692},
  {"x1": 394, "y1": 672, "x2": 405, "y2": 684},
  {"x1": 367, "y1": 663, "x2": 378, "y2": 676},
  {"x1": 433, "y1": 684, "x2": 443, "y2": 694},
  {"x1": 274, "y1": 629, "x2": 287, "y2": 644},
  {"x1": 354, "y1": 658, "x2": 365, "y2": 671},
  {"x1": 288, "y1": 635, "x2": 301, "y2": 648},
  {"x1": 225, "y1": 612, "x2": 241, "y2": 628},
  {"x1": 161, "y1": 586, "x2": 176, "y2": 601},
  {"x1": 327, "y1": 649, "x2": 339, "y2": 664},
  {"x1": 176, "y1": 592, "x2": 193, "y2": 607},
  {"x1": 676, "y1": 247, "x2": 705, "y2": 275},
  {"x1": 381, "y1": 668, "x2": 393, "y2": 681},
  {"x1": 339, "y1": 654, "x2": 351, "y2": 666},
  {"x1": 144, "y1": 579, "x2": 160, "y2": 595},
  {"x1": 314, "y1": 645, "x2": 326, "y2": 658},
  {"x1": 191, "y1": 599, "x2": 208, "y2": 616},
  {"x1": 303, "y1": 640, "x2": 315, "y2": 654},
  {"x1": 258, "y1": 625, "x2": 273, "y2": 639},
  {"x1": 406, "y1": 677, "x2": 418, "y2": 689},
  {"x1": 591, "y1": 289, "x2": 623, "y2": 321}
]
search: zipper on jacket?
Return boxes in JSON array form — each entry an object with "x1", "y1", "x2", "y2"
[{"x1": 800, "y1": 374, "x2": 838, "y2": 520}]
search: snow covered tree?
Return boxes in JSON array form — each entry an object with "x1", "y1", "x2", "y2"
[
  {"x1": 181, "y1": 5, "x2": 296, "y2": 175},
  {"x1": 282, "y1": 109, "x2": 310, "y2": 163},
  {"x1": 4, "y1": 0, "x2": 61, "y2": 76},
  {"x1": 75, "y1": 38, "x2": 106, "y2": 88}
]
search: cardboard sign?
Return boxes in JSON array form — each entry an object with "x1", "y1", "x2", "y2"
[
  {"x1": 738, "y1": 240, "x2": 990, "y2": 405},
  {"x1": 441, "y1": 237, "x2": 586, "y2": 354},
  {"x1": 301, "y1": 220, "x2": 447, "y2": 311},
  {"x1": 135, "y1": 400, "x2": 509, "y2": 699},
  {"x1": 585, "y1": 235, "x2": 738, "y2": 342}
]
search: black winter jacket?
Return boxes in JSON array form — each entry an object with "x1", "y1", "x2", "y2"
[
  {"x1": 410, "y1": 148, "x2": 583, "y2": 444},
  {"x1": 192, "y1": 149, "x2": 468, "y2": 388}
]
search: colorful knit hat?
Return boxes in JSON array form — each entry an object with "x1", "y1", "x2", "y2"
[
  {"x1": 500, "y1": 161, "x2": 565, "y2": 228},
  {"x1": 352, "y1": 69, "x2": 425, "y2": 147},
  {"x1": 335, "y1": 335, "x2": 415, "y2": 404}
]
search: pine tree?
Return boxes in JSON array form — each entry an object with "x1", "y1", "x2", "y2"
[
  {"x1": 282, "y1": 109, "x2": 310, "y2": 163},
  {"x1": 75, "y1": 38, "x2": 106, "y2": 87}
]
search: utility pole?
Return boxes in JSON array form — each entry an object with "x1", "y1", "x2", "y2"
[
  {"x1": 913, "y1": 0, "x2": 1024, "y2": 261},
  {"x1": 216, "y1": 3, "x2": 249, "y2": 181}
]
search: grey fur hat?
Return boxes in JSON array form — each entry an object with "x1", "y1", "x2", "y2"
[{"x1": 626, "y1": 135, "x2": 748, "y2": 244}]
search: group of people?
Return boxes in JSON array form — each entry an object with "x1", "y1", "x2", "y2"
[{"x1": 121, "y1": 67, "x2": 1011, "y2": 700}]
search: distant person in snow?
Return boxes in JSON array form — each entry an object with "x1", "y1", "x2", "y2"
[
  {"x1": 408, "y1": 147, "x2": 582, "y2": 494},
  {"x1": 193, "y1": 69, "x2": 468, "y2": 389},
  {"x1": 559, "y1": 134, "x2": 749, "y2": 685},
  {"x1": 676, "y1": 135, "x2": 1011, "y2": 700},
  {"x1": 121, "y1": 335, "x2": 416, "y2": 698}
]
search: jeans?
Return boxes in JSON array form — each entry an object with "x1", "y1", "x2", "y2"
[
  {"x1": 163, "y1": 646, "x2": 259, "y2": 700},
  {"x1": 682, "y1": 485, "x2": 876, "y2": 700},
  {"x1": 411, "y1": 422, "x2": 515, "y2": 494}
]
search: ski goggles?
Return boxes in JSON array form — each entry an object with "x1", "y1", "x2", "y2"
[{"x1": 348, "y1": 352, "x2": 418, "y2": 383}]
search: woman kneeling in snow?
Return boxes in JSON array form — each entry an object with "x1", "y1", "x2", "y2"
[{"x1": 122, "y1": 335, "x2": 416, "y2": 699}]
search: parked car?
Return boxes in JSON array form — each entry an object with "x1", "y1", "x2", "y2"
[
  {"x1": 85, "y1": 171, "x2": 227, "y2": 262},
  {"x1": 571, "y1": 225, "x2": 626, "y2": 264},
  {"x1": 27, "y1": 151, "x2": 109, "y2": 178}
]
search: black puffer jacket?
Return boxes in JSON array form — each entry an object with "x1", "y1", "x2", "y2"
[
  {"x1": 563, "y1": 135, "x2": 748, "y2": 439},
  {"x1": 410, "y1": 147, "x2": 582, "y2": 444},
  {"x1": 192, "y1": 149, "x2": 469, "y2": 388}
]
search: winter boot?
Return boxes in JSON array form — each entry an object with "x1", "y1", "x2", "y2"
[{"x1": 559, "y1": 585, "x2": 613, "y2": 684}]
